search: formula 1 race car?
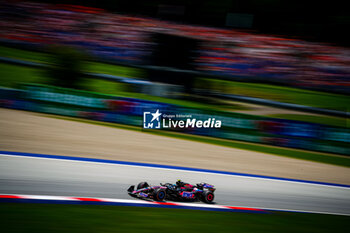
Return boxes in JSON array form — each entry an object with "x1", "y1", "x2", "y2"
[{"x1": 127, "y1": 180, "x2": 215, "y2": 203}]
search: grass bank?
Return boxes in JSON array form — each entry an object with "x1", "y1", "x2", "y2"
[
  {"x1": 205, "y1": 78, "x2": 350, "y2": 112},
  {"x1": 268, "y1": 114, "x2": 350, "y2": 128},
  {"x1": 0, "y1": 62, "x2": 242, "y2": 111},
  {"x1": 1, "y1": 203, "x2": 349, "y2": 233}
]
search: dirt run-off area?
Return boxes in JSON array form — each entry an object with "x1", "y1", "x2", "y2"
[{"x1": 1, "y1": 108, "x2": 350, "y2": 185}]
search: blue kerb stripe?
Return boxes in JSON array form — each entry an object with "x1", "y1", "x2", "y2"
[{"x1": 1, "y1": 150, "x2": 349, "y2": 188}]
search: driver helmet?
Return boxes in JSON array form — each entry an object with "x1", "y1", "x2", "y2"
[{"x1": 176, "y1": 179, "x2": 183, "y2": 186}]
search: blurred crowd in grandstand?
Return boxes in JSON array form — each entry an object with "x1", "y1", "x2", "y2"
[{"x1": 0, "y1": 1, "x2": 349, "y2": 91}]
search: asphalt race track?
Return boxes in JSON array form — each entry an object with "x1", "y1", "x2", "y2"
[{"x1": 1, "y1": 153, "x2": 350, "y2": 215}]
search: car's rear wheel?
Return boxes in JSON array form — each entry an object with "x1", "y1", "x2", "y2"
[
  {"x1": 153, "y1": 189, "x2": 166, "y2": 201},
  {"x1": 137, "y1": 182, "x2": 149, "y2": 190},
  {"x1": 202, "y1": 191, "x2": 214, "y2": 203}
]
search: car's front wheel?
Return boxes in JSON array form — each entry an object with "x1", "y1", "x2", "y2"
[{"x1": 153, "y1": 189, "x2": 166, "y2": 201}]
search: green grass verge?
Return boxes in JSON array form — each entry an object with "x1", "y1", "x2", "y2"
[
  {"x1": 268, "y1": 114, "x2": 350, "y2": 128},
  {"x1": 47, "y1": 113, "x2": 350, "y2": 168},
  {"x1": 0, "y1": 63, "x2": 47, "y2": 89},
  {"x1": 85, "y1": 61, "x2": 143, "y2": 78},
  {"x1": 0, "y1": 45, "x2": 142, "y2": 77},
  {"x1": 0, "y1": 62, "x2": 242, "y2": 111},
  {"x1": 0, "y1": 45, "x2": 51, "y2": 63},
  {"x1": 1, "y1": 45, "x2": 349, "y2": 111},
  {"x1": 203, "y1": 78, "x2": 350, "y2": 111},
  {"x1": 1, "y1": 203, "x2": 349, "y2": 233}
]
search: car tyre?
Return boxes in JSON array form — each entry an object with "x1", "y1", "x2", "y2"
[
  {"x1": 153, "y1": 189, "x2": 166, "y2": 201},
  {"x1": 202, "y1": 191, "x2": 214, "y2": 203}
]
